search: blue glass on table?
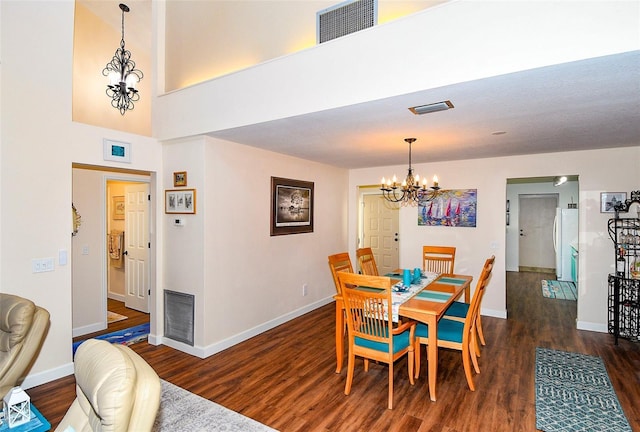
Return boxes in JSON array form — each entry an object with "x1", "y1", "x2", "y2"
[
  {"x1": 413, "y1": 268, "x2": 421, "y2": 284},
  {"x1": 403, "y1": 269, "x2": 411, "y2": 287}
]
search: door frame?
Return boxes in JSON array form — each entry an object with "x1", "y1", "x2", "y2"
[
  {"x1": 357, "y1": 186, "x2": 400, "y2": 274},
  {"x1": 102, "y1": 174, "x2": 152, "y2": 324}
]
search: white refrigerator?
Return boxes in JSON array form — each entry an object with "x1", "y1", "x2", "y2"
[{"x1": 553, "y1": 208, "x2": 578, "y2": 282}]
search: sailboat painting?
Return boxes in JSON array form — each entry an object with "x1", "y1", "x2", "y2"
[{"x1": 418, "y1": 189, "x2": 477, "y2": 227}]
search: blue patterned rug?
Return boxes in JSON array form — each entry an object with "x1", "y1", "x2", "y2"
[
  {"x1": 541, "y1": 280, "x2": 577, "y2": 300},
  {"x1": 72, "y1": 323, "x2": 150, "y2": 355},
  {"x1": 535, "y1": 348, "x2": 631, "y2": 431}
]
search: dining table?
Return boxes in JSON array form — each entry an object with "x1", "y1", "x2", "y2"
[{"x1": 333, "y1": 271, "x2": 473, "y2": 402}]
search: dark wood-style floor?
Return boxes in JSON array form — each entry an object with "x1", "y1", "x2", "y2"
[{"x1": 30, "y1": 272, "x2": 640, "y2": 431}]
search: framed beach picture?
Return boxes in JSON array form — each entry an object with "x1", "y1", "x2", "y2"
[
  {"x1": 165, "y1": 189, "x2": 196, "y2": 214},
  {"x1": 271, "y1": 177, "x2": 314, "y2": 236},
  {"x1": 601, "y1": 192, "x2": 626, "y2": 213},
  {"x1": 112, "y1": 195, "x2": 125, "y2": 220}
]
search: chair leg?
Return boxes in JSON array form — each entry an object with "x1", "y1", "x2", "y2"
[
  {"x1": 344, "y1": 352, "x2": 355, "y2": 396},
  {"x1": 388, "y1": 361, "x2": 394, "y2": 409},
  {"x1": 477, "y1": 314, "x2": 486, "y2": 346},
  {"x1": 414, "y1": 341, "x2": 422, "y2": 379},
  {"x1": 408, "y1": 347, "x2": 415, "y2": 386},
  {"x1": 472, "y1": 323, "x2": 482, "y2": 359},
  {"x1": 470, "y1": 334, "x2": 481, "y2": 374},
  {"x1": 462, "y1": 344, "x2": 476, "y2": 391},
  {"x1": 364, "y1": 359, "x2": 370, "y2": 372}
]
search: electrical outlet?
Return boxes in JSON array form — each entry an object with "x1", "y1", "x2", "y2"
[
  {"x1": 32, "y1": 257, "x2": 54, "y2": 273},
  {"x1": 302, "y1": 283, "x2": 308, "y2": 296}
]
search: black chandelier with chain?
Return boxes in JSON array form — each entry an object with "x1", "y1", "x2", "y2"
[
  {"x1": 380, "y1": 138, "x2": 441, "y2": 206},
  {"x1": 102, "y1": 3, "x2": 143, "y2": 115}
]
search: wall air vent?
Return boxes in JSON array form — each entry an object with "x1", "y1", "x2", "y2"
[
  {"x1": 164, "y1": 290, "x2": 195, "y2": 346},
  {"x1": 317, "y1": 0, "x2": 377, "y2": 44}
]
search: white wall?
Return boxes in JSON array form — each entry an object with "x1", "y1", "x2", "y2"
[
  {"x1": 349, "y1": 146, "x2": 640, "y2": 330},
  {"x1": 0, "y1": 1, "x2": 163, "y2": 388},
  {"x1": 162, "y1": 136, "x2": 349, "y2": 357},
  {"x1": 163, "y1": 0, "x2": 443, "y2": 90},
  {"x1": 506, "y1": 180, "x2": 579, "y2": 272},
  {"x1": 71, "y1": 169, "x2": 105, "y2": 336}
]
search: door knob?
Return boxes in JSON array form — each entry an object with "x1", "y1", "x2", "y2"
[{"x1": 123, "y1": 250, "x2": 128, "y2": 255}]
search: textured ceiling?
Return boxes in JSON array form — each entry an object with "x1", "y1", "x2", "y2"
[{"x1": 208, "y1": 51, "x2": 640, "y2": 169}]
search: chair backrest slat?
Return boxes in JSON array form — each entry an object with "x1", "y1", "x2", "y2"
[
  {"x1": 356, "y1": 247, "x2": 379, "y2": 276},
  {"x1": 328, "y1": 252, "x2": 354, "y2": 295},
  {"x1": 337, "y1": 272, "x2": 393, "y2": 345},
  {"x1": 463, "y1": 255, "x2": 495, "y2": 342},
  {"x1": 422, "y1": 246, "x2": 456, "y2": 274}
]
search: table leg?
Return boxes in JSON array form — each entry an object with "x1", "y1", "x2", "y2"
[
  {"x1": 335, "y1": 298, "x2": 344, "y2": 373},
  {"x1": 427, "y1": 315, "x2": 438, "y2": 401}
]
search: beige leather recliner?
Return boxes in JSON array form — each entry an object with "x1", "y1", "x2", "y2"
[
  {"x1": 0, "y1": 293, "x2": 50, "y2": 398},
  {"x1": 56, "y1": 338, "x2": 161, "y2": 432}
]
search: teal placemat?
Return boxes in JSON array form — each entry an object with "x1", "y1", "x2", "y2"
[
  {"x1": 415, "y1": 290, "x2": 452, "y2": 302},
  {"x1": 385, "y1": 273, "x2": 402, "y2": 277},
  {"x1": 438, "y1": 277, "x2": 467, "y2": 285}
]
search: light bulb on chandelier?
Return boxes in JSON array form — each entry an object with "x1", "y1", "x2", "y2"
[{"x1": 380, "y1": 138, "x2": 441, "y2": 206}]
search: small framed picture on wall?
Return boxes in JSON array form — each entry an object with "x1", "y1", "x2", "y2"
[
  {"x1": 600, "y1": 192, "x2": 626, "y2": 213},
  {"x1": 173, "y1": 171, "x2": 187, "y2": 187},
  {"x1": 165, "y1": 189, "x2": 196, "y2": 214}
]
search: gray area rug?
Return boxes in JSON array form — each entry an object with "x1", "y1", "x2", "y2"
[
  {"x1": 535, "y1": 348, "x2": 631, "y2": 432},
  {"x1": 153, "y1": 380, "x2": 278, "y2": 432}
]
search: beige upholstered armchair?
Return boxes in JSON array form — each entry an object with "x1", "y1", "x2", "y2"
[
  {"x1": 56, "y1": 339, "x2": 161, "y2": 432},
  {"x1": 0, "y1": 293, "x2": 50, "y2": 398}
]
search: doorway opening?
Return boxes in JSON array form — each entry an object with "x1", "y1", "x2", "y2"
[
  {"x1": 505, "y1": 176, "x2": 579, "y2": 320},
  {"x1": 357, "y1": 186, "x2": 399, "y2": 275},
  {"x1": 71, "y1": 164, "x2": 154, "y2": 341}
]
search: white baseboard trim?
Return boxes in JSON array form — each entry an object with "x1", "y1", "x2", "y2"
[
  {"x1": 205, "y1": 296, "x2": 335, "y2": 359},
  {"x1": 577, "y1": 320, "x2": 607, "y2": 333},
  {"x1": 21, "y1": 362, "x2": 74, "y2": 391},
  {"x1": 108, "y1": 292, "x2": 125, "y2": 302},
  {"x1": 155, "y1": 297, "x2": 335, "y2": 359},
  {"x1": 72, "y1": 322, "x2": 106, "y2": 338},
  {"x1": 482, "y1": 307, "x2": 507, "y2": 319}
]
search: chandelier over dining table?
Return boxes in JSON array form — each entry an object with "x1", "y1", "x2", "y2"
[{"x1": 380, "y1": 138, "x2": 441, "y2": 206}]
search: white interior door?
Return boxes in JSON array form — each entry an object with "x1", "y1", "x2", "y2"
[
  {"x1": 124, "y1": 183, "x2": 149, "y2": 313},
  {"x1": 519, "y1": 194, "x2": 558, "y2": 271},
  {"x1": 362, "y1": 194, "x2": 399, "y2": 275}
]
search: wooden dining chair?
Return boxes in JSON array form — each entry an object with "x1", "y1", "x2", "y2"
[
  {"x1": 328, "y1": 252, "x2": 354, "y2": 373},
  {"x1": 422, "y1": 245, "x2": 456, "y2": 274},
  {"x1": 414, "y1": 256, "x2": 495, "y2": 392},
  {"x1": 328, "y1": 252, "x2": 354, "y2": 296},
  {"x1": 337, "y1": 272, "x2": 415, "y2": 409},
  {"x1": 356, "y1": 247, "x2": 379, "y2": 276},
  {"x1": 443, "y1": 255, "x2": 495, "y2": 348}
]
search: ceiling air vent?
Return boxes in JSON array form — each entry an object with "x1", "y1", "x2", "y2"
[{"x1": 317, "y1": 0, "x2": 377, "y2": 44}]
